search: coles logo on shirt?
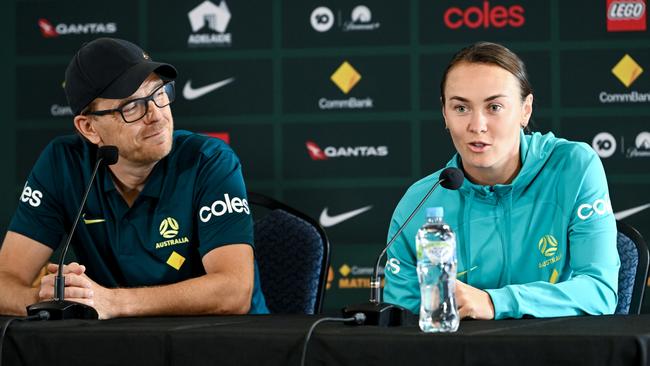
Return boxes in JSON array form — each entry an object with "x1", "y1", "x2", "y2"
[
  {"x1": 199, "y1": 193, "x2": 250, "y2": 223},
  {"x1": 607, "y1": 0, "x2": 647, "y2": 32},
  {"x1": 443, "y1": 1, "x2": 525, "y2": 29}
]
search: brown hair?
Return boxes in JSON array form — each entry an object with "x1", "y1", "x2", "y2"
[{"x1": 440, "y1": 42, "x2": 533, "y2": 105}]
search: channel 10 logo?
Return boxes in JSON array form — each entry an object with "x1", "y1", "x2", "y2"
[{"x1": 538, "y1": 235, "x2": 559, "y2": 257}]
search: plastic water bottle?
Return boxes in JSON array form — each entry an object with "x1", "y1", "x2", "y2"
[{"x1": 416, "y1": 207, "x2": 459, "y2": 332}]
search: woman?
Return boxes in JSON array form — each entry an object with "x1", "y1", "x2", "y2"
[{"x1": 384, "y1": 42, "x2": 619, "y2": 320}]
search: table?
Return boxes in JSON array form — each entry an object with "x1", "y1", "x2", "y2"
[{"x1": 1, "y1": 314, "x2": 649, "y2": 366}]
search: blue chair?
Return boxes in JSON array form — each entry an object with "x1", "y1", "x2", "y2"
[
  {"x1": 248, "y1": 192, "x2": 330, "y2": 314},
  {"x1": 615, "y1": 220, "x2": 649, "y2": 315}
]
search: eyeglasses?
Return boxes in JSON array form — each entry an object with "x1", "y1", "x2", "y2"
[{"x1": 83, "y1": 81, "x2": 175, "y2": 123}]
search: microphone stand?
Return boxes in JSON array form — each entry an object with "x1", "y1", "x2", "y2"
[{"x1": 26, "y1": 146, "x2": 118, "y2": 320}]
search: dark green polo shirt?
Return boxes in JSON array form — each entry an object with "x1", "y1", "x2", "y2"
[{"x1": 10, "y1": 130, "x2": 268, "y2": 314}]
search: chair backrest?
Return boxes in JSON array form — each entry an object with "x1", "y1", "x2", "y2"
[
  {"x1": 248, "y1": 192, "x2": 330, "y2": 314},
  {"x1": 615, "y1": 220, "x2": 649, "y2": 315}
]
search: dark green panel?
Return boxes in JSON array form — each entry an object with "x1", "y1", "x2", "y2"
[
  {"x1": 282, "y1": 121, "x2": 412, "y2": 179},
  {"x1": 147, "y1": 0, "x2": 272, "y2": 51},
  {"x1": 419, "y1": 0, "x2": 551, "y2": 44},
  {"x1": 560, "y1": 49, "x2": 650, "y2": 108},
  {"x1": 171, "y1": 59, "x2": 273, "y2": 116},
  {"x1": 16, "y1": 0, "x2": 139, "y2": 56},
  {"x1": 16, "y1": 64, "x2": 70, "y2": 120},
  {"x1": 282, "y1": 0, "x2": 409, "y2": 48},
  {"x1": 282, "y1": 56, "x2": 411, "y2": 113},
  {"x1": 16, "y1": 129, "x2": 74, "y2": 185}
]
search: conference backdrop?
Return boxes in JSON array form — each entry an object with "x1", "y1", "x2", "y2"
[{"x1": 1, "y1": 0, "x2": 649, "y2": 313}]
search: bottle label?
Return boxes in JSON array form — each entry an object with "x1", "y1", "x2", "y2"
[{"x1": 419, "y1": 240, "x2": 454, "y2": 263}]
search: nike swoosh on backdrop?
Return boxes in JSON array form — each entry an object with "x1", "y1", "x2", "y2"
[
  {"x1": 614, "y1": 203, "x2": 650, "y2": 220},
  {"x1": 182, "y1": 77, "x2": 235, "y2": 100},
  {"x1": 319, "y1": 206, "x2": 372, "y2": 228}
]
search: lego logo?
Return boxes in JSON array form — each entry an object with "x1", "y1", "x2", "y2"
[
  {"x1": 608, "y1": 1, "x2": 645, "y2": 20},
  {"x1": 199, "y1": 194, "x2": 250, "y2": 223}
]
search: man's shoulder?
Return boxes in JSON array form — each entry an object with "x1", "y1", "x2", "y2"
[{"x1": 171, "y1": 130, "x2": 235, "y2": 161}]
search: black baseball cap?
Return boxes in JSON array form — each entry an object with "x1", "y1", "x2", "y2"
[{"x1": 64, "y1": 37, "x2": 177, "y2": 115}]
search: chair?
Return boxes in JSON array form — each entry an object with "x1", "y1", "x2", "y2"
[
  {"x1": 615, "y1": 220, "x2": 649, "y2": 315},
  {"x1": 248, "y1": 192, "x2": 330, "y2": 314}
]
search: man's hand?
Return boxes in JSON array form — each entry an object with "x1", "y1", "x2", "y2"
[
  {"x1": 40, "y1": 262, "x2": 115, "y2": 319},
  {"x1": 455, "y1": 280, "x2": 495, "y2": 320}
]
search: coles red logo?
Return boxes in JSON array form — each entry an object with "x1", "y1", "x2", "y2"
[
  {"x1": 443, "y1": 1, "x2": 525, "y2": 29},
  {"x1": 607, "y1": 0, "x2": 647, "y2": 32},
  {"x1": 38, "y1": 18, "x2": 59, "y2": 38}
]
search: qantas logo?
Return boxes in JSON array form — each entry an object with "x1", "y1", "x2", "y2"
[
  {"x1": 37, "y1": 18, "x2": 117, "y2": 38},
  {"x1": 305, "y1": 141, "x2": 388, "y2": 160},
  {"x1": 319, "y1": 206, "x2": 372, "y2": 227},
  {"x1": 182, "y1": 77, "x2": 234, "y2": 100}
]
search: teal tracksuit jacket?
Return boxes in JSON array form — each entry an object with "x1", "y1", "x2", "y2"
[{"x1": 384, "y1": 130, "x2": 619, "y2": 319}]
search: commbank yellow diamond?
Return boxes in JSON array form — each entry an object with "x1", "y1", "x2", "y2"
[
  {"x1": 549, "y1": 269, "x2": 559, "y2": 284},
  {"x1": 330, "y1": 61, "x2": 361, "y2": 94},
  {"x1": 166, "y1": 251, "x2": 186, "y2": 270},
  {"x1": 339, "y1": 264, "x2": 351, "y2": 277},
  {"x1": 612, "y1": 54, "x2": 643, "y2": 88}
]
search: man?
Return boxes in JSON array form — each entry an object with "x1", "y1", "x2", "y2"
[{"x1": 0, "y1": 37, "x2": 268, "y2": 318}]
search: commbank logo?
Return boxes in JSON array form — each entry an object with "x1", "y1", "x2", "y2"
[
  {"x1": 612, "y1": 54, "x2": 644, "y2": 87},
  {"x1": 330, "y1": 61, "x2": 361, "y2": 94},
  {"x1": 187, "y1": 0, "x2": 232, "y2": 47},
  {"x1": 159, "y1": 217, "x2": 180, "y2": 239},
  {"x1": 607, "y1": 0, "x2": 647, "y2": 32},
  {"x1": 305, "y1": 141, "x2": 388, "y2": 160},
  {"x1": 199, "y1": 193, "x2": 250, "y2": 223},
  {"x1": 37, "y1": 18, "x2": 117, "y2": 38},
  {"x1": 443, "y1": 1, "x2": 525, "y2": 29},
  {"x1": 600, "y1": 54, "x2": 650, "y2": 104}
]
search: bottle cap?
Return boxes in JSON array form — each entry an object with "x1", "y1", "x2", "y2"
[{"x1": 426, "y1": 207, "x2": 444, "y2": 218}]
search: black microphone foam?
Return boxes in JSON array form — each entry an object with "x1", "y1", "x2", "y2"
[
  {"x1": 439, "y1": 167, "x2": 464, "y2": 190},
  {"x1": 97, "y1": 145, "x2": 119, "y2": 165}
]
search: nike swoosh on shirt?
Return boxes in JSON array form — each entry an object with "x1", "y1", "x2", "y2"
[
  {"x1": 182, "y1": 77, "x2": 235, "y2": 100},
  {"x1": 319, "y1": 206, "x2": 372, "y2": 228},
  {"x1": 614, "y1": 203, "x2": 650, "y2": 220},
  {"x1": 82, "y1": 214, "x2": 105, "y2": 225}
]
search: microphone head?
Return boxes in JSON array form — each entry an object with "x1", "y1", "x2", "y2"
[
  {"x1": 439, "y1": 167, "x2": 464, "y2": 190},
  {"x1": 97, "y1": 145, "x2": 119, "y2": 166}
]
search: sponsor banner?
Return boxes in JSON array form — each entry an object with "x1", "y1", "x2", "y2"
[
  {"x1": 147, "y1": 0, "x2": 272, "y2": 51},
  {"x1": 282, "y1": 187, "x2": 405, "y2": 245},
  {"x1": 16, "y1": 0, "x2": 137, "y2": 56},
  {"x1": 179, "y1": 124, "x2": 274, "y2": 180},
  {"x1": 560, "y1": 117, "x2": 650, "y2": 175},
  {"x1": 420, "y1": 50, "x2": 552, "y2": 111},
  {"x1": 560, "y1": 49, "x2": 650, "y2": 108},
  {"x1": 16, "y1": 65, "x2": 71, "y2": 120},
  {"x1": 559, "y1": 0, "x2": 649, "y2": 40},
  {"x1": 419, "y1": 0, "x2": 550, "y2": 44},
  {"x1": 171, "y1": 59, "x2": 273, "y2": 116},
  {"x1": 283, "y1": 0, "x2": 408, "y2": 47},
  {"x1": 282, "y1": 121, "x2": 411, "y2": 179},
  {"x1": 283, "y1": 56, "x2": 410, "y2": 113},
  {"x1": 321, "y1": 243, "x2": 387, "y2": 312}
]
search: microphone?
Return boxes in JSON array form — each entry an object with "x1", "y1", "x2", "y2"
[
  {"x1": 26, "y1": 145, "x2": 119, "y2": 320},
  {"x1": 342, "y1": 167, "x2": 464, "y2": 326}
]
